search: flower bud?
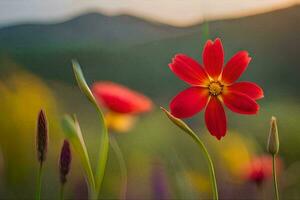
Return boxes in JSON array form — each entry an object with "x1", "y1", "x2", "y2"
[
  {"x1": 36, "y1": 109, "x2": 48, "y2": 165},
  {"x1": 59, "y1": 140, "x2": 72, "y2": 185},
  {"x1": 267, "y1": 116, "x2": 279, "y2": 155}
]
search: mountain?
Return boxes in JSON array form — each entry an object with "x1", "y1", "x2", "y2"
[
  {"x1": 0, "y1": 13, "x2": 195, "y2": 51},
  {"x1": 0, "y1": 6, "x2": 299, "y2": 98}
]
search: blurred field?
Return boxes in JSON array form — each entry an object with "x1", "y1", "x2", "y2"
[{"x1": 0, "y1": 5, "x2": 299, "y2": 200}]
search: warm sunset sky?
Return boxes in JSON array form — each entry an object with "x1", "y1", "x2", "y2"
[{"x1": 0, "y1": 0, "x2": 299, "y2": 27}]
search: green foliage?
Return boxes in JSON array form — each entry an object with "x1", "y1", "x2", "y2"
[
  {"x1": 61, "y1": 115, "x2": 96, "y2": 194},
  {"x1": 71, "y1": 61, "x2": 109, "y2": 198},
  {"x1": 72, "y1": 60, "x2": 98, "y2": 106}
]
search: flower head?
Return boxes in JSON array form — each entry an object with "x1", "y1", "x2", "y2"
[
  {"x1": 243, "y1": 155, "x2": 281, "y2": 184},
  {"x1": 169, "y1": 38, "x2": 263, "y2": 140},
  {"x1": 92, "y1": 81, "x2": 153, "y2": 132},
  {"x1": 92, "y1": 81, "x2": 153, "y2": 114},
  {"x1": 59, "y1": 140, "x2": 72, "y2": 185},
  {"x1": 36, "y1": 109, "x2": 48, "y2": 165}
]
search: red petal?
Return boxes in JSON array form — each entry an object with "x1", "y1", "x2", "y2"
[
  {"x1": 205, "y1": 97, "x2": 227, "y2": 140},
  {"x1": 222, "y1": 51, "x2": 251, "y2": 84},
  {"x1": 170, "y1": 87, "x2": 209, "y2": 118},
  {"x1": 203, "y1": 38, "x2": 224, "y2": 79},
  {"x1": 222, "y1": 91, "x2": 259, "y2": 114},
  {"x1": 169, "y1": 54, "x2": 209, "y2": 86},
  {"x1": 227, "y1": 82, "x2": 264, "y2": 100},
  {"x1": 92, "y1": 82, "x2": 153, "y2": 114}
]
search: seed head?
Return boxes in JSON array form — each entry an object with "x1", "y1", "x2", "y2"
[
  {"x1": 36, "y1": 109, "x2": 48, "y2": 165},
  {"x1": 59, "y1": 140, "x2": 72, "y2": 185}
]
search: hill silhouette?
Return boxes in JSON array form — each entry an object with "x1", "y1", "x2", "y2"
[{"x1": 0, "y1": 6, "x2": 299, "y2": 98}]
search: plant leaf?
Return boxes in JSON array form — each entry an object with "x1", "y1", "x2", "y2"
[
  {"x1": 72, "y1": 60, "x2": 97, "y2": 106},
  {"x1": 160, "y1": 107, "x2": 196, "y2": 139},
  {"x1": 72, "y1": 60, "x2": 109, "y2": 197},
  {"x1": 61, "y1": 115, "x2": 96, "y2": 193}
]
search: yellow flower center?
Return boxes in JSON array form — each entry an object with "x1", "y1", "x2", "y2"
[{"x1": 208, "y1": 81, "x2": 223, "y2": 96}]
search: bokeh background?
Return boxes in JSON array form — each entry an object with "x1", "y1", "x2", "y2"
[{"x1": 0, "y1": 0, "x2": 300, "y2": 199}]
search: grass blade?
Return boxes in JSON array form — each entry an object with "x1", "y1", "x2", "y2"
[
  {"x1": 61, "y1": 115, "x2": 96, "y2": 195},
  {"x1": 72, "y1": 60, "x2": 109, "y2": 198}
]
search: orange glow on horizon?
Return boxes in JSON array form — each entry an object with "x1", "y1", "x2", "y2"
[{"x1": 0, "y1": 0, "x2": 299, "y2": 27}]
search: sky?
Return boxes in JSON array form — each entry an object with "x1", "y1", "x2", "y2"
[{"x1": 0, "y1": 0, "x2": 299, "y2": 27}]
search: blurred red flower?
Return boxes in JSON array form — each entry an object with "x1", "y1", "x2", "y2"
[
  {"x1": 169, "y1": 38, "x2": 263, "y2": 140},
  {"x1": 244, "y1": 155, "x2": 281, "y2": 184},
  {"x1": 92, "y1": 81, "x2": 153, "y2": 114}
]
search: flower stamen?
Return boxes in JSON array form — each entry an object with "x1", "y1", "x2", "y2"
[{"x1": 208, "y1": 81, "x2": 223, "y2": 96}]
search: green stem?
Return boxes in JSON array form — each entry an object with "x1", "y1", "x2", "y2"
[
  {"x1": 35, "y1": 164, "x2": 43, "y2": 200},
  {"x1": 272, "y1": 155, "x2": 280, "y2": 200},
  {"x1": 161, "y1": 108, "x2": 218, "y2": 200},
  {"x1": 202, "y1": 20, "x2": 210, "y2": 42},
  {"x1": 71, "y1": 61, "x2": 110, "y2": 199},
  {"x1": 94, "y1": 107, "x2": 110, "y2": 199},
  {"x1": 110, "y1": 135, "x2": 128, "y2": 200},
  {"x1": 60, "y1": 184, "x2": 65, "y2": 200},
  {"x1": 187, "y1": 131, "x2": 218, "y2": 200}
]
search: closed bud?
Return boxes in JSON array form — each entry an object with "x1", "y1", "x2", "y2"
[
  {"x1": 59, "y1": 140, "x2": 72, "y2": 185},
  {"x1": 36, "y1": 109, "x2": 48, "y2": 165},
  {"x1": 267, "y1": 116, "x2": 279, "y2": 155}
]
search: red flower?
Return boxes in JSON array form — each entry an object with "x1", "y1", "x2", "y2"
[
  {"x1": 244, "y1": 155, "x2": 281, "y2": 184},
  {"x1": 169, "y1": 38, "x2": 263, "y2": 140},
  {"x1": 92, "y1": 81, "x2": 153, "y2": 114}
]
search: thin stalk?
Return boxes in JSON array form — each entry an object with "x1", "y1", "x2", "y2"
[
  {"x1": 186, "y1": 131, "x2": 218, "y2": 200},
  {"x1": 272, "y1": 155, "x2": 280, "y2": 200},
  {"x1": 94, "y1": 107, "x2": 110, "y2": 199},
  {"x1": 60, "y1": 184, "x2": 65, "y2": 200},
  {"x1": 161, "y1": 108, "x2": 218, "y2": 200},
  {"x1": 63, "y1": 115, "x2": 96, "y2": 199},
  {"x1": 200, "y1": 0, "x2": 209, "y2": 42},
  {"x1": 35, "y1": 164, "x2": 43, "y2": 200},
  {"x1": 72, "y1": 61, "x2": 110, "y2": 199},
  {"x1": 110, "y1": 135, "x2": 128, "y2": 200},
  {"x1": 202, "y1": 20, "x2": 210, "y2": 42}
]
